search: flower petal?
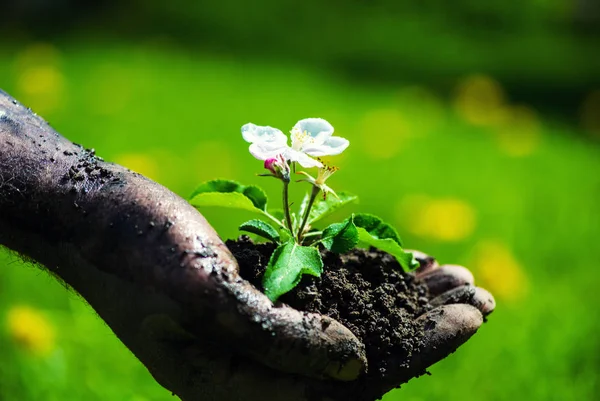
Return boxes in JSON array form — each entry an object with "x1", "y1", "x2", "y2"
[
  {"x1": 303, "y1": 136, "x2": 349, "y2": 157},
  {"x1": 249, "y1": 143, "x2": 288, "y2": 160},
  {"x1": 242, "y1": 123, "x2": 288, "y2": 149},
  {"x1": 296, "y1": 171, "x2": 317, "y2": 185},
  {"x1": 292, "y1": 118, "x2": 334, "y2": 147},
  {"x1": 285, "y1": 148, "x2": 323, "y2": 168},
  {"x1": 321, "y1": 184, "x2": 339, "y2": 199}
]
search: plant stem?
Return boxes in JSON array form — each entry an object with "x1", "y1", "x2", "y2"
[
  {"x1": 302, "y1": 230, "x2": 323, "y2": 238},
  {"x1": 282, "y1": 181, "x2": 294, "y2": 234},
  {"x1": 297, "y1": 185, "x2": 320, "y2": 243},
  {"x1": 263, "y1": 212, "x2": 286, "y2": 230}
]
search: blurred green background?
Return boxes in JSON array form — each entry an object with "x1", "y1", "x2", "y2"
[{"x1": 1, "y1": 1, "x2": 599, "y2": 400}]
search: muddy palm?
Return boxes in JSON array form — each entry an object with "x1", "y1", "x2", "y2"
[{"x1": 0, "y1": 91, "x2": 494, "y2": 401}]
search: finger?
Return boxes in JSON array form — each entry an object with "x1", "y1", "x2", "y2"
[
  {"x1": 139, "y1": 315, "x2": 317, "y2": 401},
  {"x1": 407, "y1": 249, "x2": 439, "y2": 276},
  {"x1": 0, "y1": 91, "x2": 365, "y2": 383},
  {"x1": 429, "y1": 285, "x2": 496, "y2": 316},
  {"x1": 418, "y1": 264, "x2": 475, "y2": 296},
  {"x1": 365, "y1": 304, "x2": 483, "y2": 398},
  {"x1": 410, "y1": 304, "x2": 483, "y2": 374},
  {"x1": 214, "y1": 293, "x2": 368, "y2": 381}
]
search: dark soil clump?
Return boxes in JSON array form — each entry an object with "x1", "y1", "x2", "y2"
[{"x1": 227, "y1": 236, "x2": 433, "y2": 382}]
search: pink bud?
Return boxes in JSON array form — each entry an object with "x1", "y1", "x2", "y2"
[
  {"x1": 264, "y1": 158, "x2": 278, "y2": 174},
  {"x1": 263, "y1": 154, "x2": 290, "y2": 181}
]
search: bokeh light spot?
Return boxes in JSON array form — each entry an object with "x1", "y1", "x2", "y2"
[
  {"x1": 397, "y1": 195, "x2": 477, "y2": 241},
  {"x1": 470, "y1": 240, "x2": 528, "y2": 302},
  {"x1": 6, "y1": 305, "x2": 56, "y2": 356},
  {"x1": 13, "y1": 43, "x2": 62, "y2": 71},
  {"x1": 493, "y1": 105, "x2": 542, "y2": 157},
  {"x1": 16, "y1": 66, "x2": 65, "y2": 115},
  {"x1": 396, "y1": 85, "x2": 446, "y2": 136},
  {"x1": 13, "y1": 43, "x2": 65, "y2": 115},
  {"x1": 114, "y1": 153, "x2": 160, "y2": 181},
  {"x1": 453, "y1": 74, "x2": 507, "y2": 126},
  {"x1": 359, "y1": 109, "x2": 411, "y2": 159}
]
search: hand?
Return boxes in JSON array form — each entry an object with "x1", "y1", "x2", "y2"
[{"x1": 0, "y1": 90, "x2": 494, "y2": 401}]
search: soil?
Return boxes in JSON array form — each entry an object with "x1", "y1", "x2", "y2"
[{"x1": 227, "y1": 236, "x2": 433, "y2": 382}]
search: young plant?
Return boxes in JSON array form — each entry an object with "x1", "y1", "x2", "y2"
[{"x1": 189, "y1": 118, "x2": 418, "y2": 301}]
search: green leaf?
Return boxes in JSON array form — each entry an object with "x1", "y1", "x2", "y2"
[
  {"x1": 262, "y1": 240, "x2": 323, "y2": 302},
  {"x1": 190, "y1": 179, "x2": 242, "y2": 196},
  {"x1": 353, "y1": 213, "x2": 417, "y2": 271},
  {"x1": 242, "y1": 186, "x2": 268, "y2": 211},
  {"x1": 278, "y1": 228, "x2": 293, "y2": 242},
  {"x1": 355, "y1": 225, "x2": 419, "y2": 271},
  {"x1": 269, "y1": 209, "x2": 285, "y2": 221},
  {"x1": 353, "y1": 213, "x2": 403, "y2": 246},
  {"x1": 308, "y1": 192, "x2": 358, "y2": 225},
  {"x1": 297, "y1": 193, "x2": 311, "y2": 221},
  {"x1": 321, "y1": 216, "x2": 359, "y2": 254},
  {"x1": 239, "y1": 219, "x2": 280, "y2": 242},
  {"x1": 189, "y1": 192, "x2": 265, "y2": 214},
  {"x1": 189, "y1": 179, "x2": 269, "y2": 214}
]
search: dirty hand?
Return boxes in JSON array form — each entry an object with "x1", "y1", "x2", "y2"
[{"x1": 0, "y1": 90, "x2": 494, "y2": 401}]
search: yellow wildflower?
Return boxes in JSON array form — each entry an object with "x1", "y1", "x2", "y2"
[{"x1": 6, "y1": 305, "x2": 56, "y2": 356}]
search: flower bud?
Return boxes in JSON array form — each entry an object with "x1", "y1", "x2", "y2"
[{"x1": 264, "y1": 154, "x2": 290, "y2": 181}]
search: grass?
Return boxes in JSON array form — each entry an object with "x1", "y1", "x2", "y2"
[{"x1": 0, "y1": 40, "x2": 599, "y2": 400}]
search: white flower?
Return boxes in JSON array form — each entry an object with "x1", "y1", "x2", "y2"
[
  {"x1": 241, "y1": 118, "x2": 349, "y2": 168},
  {"x1": 241, "y1": 123, "x2": 289, "y2": 160}
]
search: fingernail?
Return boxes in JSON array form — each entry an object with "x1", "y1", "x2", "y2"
[
  {"x1": 430, "y1": 286, "x2": 496, "y2": 317},
  {"x1": 471, "y1": 287, "x2": 495, "y2": 316},
  {"x1": 324, "y1": 356, "x2": 365, "y2": 381}
]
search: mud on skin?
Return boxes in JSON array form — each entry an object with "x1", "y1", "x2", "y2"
[
  {"x1": 0, "y1": 90, "x2": 372, "y2": 392},
  {"x1": 228, "y1": 236, "x2": 432, "y2": 382},
  {"x1": 1, "y1": 90, "x2": 492, "y2": 401}
]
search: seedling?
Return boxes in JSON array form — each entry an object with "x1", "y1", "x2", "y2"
[{"x1": 189, "y1": 118, "x2": 418, "y2": 301}]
